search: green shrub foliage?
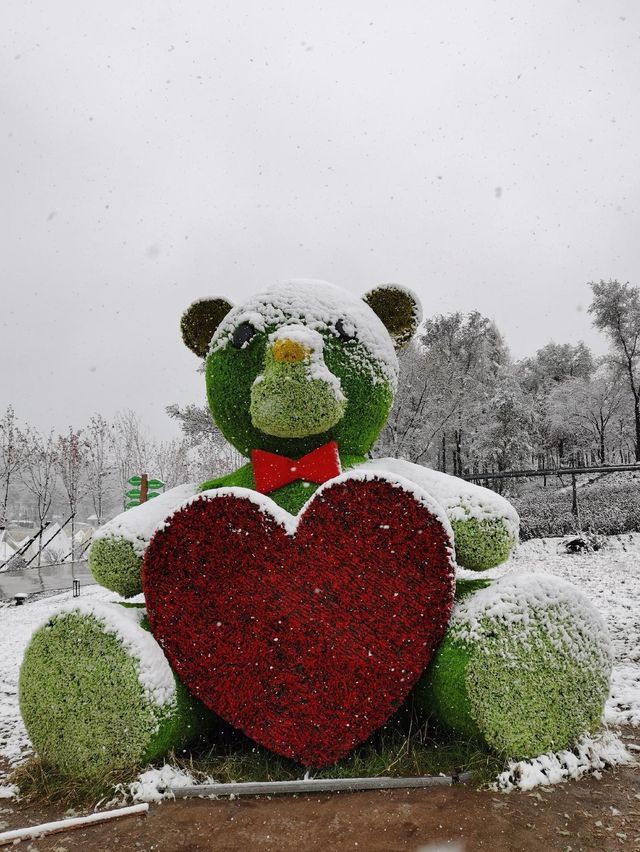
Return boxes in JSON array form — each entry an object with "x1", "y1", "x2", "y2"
[
  {"x1": 250, "y1": 345, "x2": 347, "y2": 438},
  {"x1": 89, "y1": 537, "x2": 142, "y2": 599},
  {"x1": 206, "y1": 332, "x2": 394, "y2": 458},
  {"x1": 416, "y1": 574, "x2": 612, "y2": 759},
  {"x1": 450, "y1": 517, "x2": 516, "y2": 571},
  {"x1": 19, "y1": 605, "x2": 210, "y2": 779}
]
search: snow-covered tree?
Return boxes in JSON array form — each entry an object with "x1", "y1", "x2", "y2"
[
  {"x1": 20, "y1": 429, "x2": 57, "y2": 566},
  {"x1": 55, "y1": 427, "x2": 90, "y2": 561},
  {"x1": 166, "y1": 403, "x2": 242, "y2": 480},
  {"x1": 516, "y1": 341, "x2": 596, "y2": 468},
  {"x1": 378, "y1": 313, "x2": 511, "y2": 473},
  {"x1": 0, "y1": 405, "x2": 26, "y2": 529},
  {"x1": 151, "y1": 438, "x2": 192, "y2": 489},
  {"x1": 85, "y1": 413, "x2": 113, "y2": 525},
  {"x1": 548, "y1": 367, "x2": 625, "y2": 464},
  {"x1": 589, "y1": 280, "x2": 640, "y2": 460},
  {"x1": 471, "y1": 368, "x2": 533, "y2": 475},
  {"x1": 110, "y1": 410, "x2": 153, "y2": 510},
  {"x1": 519, "y1": 341, "x2": 595, "y2": 393}
]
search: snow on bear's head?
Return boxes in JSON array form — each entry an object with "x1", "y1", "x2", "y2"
[{"x1": 180, "y1": 279, "x2": 421, "y2": 458}]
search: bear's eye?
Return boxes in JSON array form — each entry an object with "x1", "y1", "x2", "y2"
[
  {"x1": 335, "y1": 319, "x2": 357, "y2": 343},
  {"x1": 231, "y1": 322, "x2": 256, "y2": 349}
]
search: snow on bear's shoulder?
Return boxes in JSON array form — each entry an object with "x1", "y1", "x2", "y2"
[
  {"x1": 93, "y1": 483, "x2": 200, "y2": 556},
  {"x1": 210, "y1": 280, "x2": 399, "y2": 386},
  {"x1": 360, "y1": 458, "x2": 519, "y2": 539}
]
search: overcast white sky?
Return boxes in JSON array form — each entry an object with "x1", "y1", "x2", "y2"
[{"x1": 2, "y1": 0, "x2": 639, "y2": 438}]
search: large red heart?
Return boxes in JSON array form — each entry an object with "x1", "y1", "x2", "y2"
[{"x1": 143, "y1": 472, "x2": 455, "y2": 767}]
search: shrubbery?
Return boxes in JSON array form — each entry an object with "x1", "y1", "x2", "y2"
[{"x1": 511, "y1": 480, "x2": 640, "y2": 539}]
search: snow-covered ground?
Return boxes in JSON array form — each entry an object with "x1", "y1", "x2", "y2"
[{"x1": 0, "y1": 534, "x2": 638, "y2": 790}]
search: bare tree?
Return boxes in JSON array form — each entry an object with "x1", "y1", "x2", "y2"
[
  {"x1": 55, "y1": 427, "x2": 89, "y2": 562},
  {"x1": 0, "y1": 405, "x2": 26, "y2": 529},
  {"x1": 548, "y1": 367, "x2": 625, "y2": 464},
  {"x1": 21, "y1": 429, "x2": 57, "y2": 567},
  {"x1": 111, "y1": 410, "x2": 152, "y2": 509},
  {"x1": 85, "y1": 414, "x2": 113, "y2": 525},
  {"x1": 589, "y1": 280, "x2": 640, "y2": 460}
]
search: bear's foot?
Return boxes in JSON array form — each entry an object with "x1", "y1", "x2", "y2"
[
  {"x1": 19, "y1": 602, "x2": 210, "y2": 779},
  {"x1": 416, "y1": 573, "x2": 612, "y2": 760}
]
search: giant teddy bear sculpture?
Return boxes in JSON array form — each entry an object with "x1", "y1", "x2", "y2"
[{"x1": 19, "y1": 281, "x2": 612, "y2": 779}]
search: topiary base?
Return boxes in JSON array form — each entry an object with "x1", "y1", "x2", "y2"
[
  {"x1": 19, "y1": 602, "x2": 211, "y2": 779},
  {"x1": 416, "y1": 573, "x2": 612, "y2": 759}
]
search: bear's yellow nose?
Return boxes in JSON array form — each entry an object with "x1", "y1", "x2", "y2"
[{"x1": 272, "y1": 338, "x2": 308, "y2": 364}]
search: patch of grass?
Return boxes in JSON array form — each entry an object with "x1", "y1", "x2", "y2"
[
  {"x1": 9, "y1": 710, "x2": 503, "y2": 807},
  {"x1": 9, "y1": 756, "x2": 137, "y2": 808},
  {"x1": 171, "y1": 711, "x2": 502, "y2": 788}
]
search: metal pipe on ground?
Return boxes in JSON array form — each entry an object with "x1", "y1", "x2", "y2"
[
  {"x1": 0, "y1": 804, "x2": 149, "y2": 847},
  {"x1": 163, "y1": 772, "x2": 474, "y2": 798}
]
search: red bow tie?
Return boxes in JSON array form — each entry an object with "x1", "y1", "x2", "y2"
[{"x1": 251, "y1": 441, "x2": 342, "y2": 495}]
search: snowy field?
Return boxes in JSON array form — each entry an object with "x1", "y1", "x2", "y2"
[{"x1": 0, "y1": 534, "x2": 639, "y2": 790}]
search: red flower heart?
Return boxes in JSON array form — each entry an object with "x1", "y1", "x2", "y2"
[{"x1": 143, "y1": 473, "x2": 455, "y2": 767}]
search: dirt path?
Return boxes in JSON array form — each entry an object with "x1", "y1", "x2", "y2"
[{"x1": 1, "y1": 761, "x2": 639, "y2": 852}]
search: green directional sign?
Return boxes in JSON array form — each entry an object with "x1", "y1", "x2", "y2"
[{"x1": 125, "y1": 474, "x2": 163, "y2": 509}]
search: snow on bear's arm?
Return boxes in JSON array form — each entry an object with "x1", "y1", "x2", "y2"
[
  {"x1": 93, "y1": 483, "x2": 200, "y2": 556},
  {"x1": 359, "y1": 458, "x2": 519, "y2": 539}
]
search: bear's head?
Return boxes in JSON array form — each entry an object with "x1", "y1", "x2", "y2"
[{"x1": 181, "y1": 280, "x2": 421, "y2": 458}]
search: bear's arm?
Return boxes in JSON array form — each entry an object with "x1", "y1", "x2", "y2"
[
  {"x1": 89, "y1": 482, "x2": 200, "y2": 597},
  {"x1": 359, "y1": 458, "x2": 520, "y2": 571}
]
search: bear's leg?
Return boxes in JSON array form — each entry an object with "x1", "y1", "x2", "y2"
[
  {"x1": 19, "y1": 602, "x2": 211, "y2": 780},
  {"x1": 415, "y1": 573, "x2": 612, "y2": 760}
]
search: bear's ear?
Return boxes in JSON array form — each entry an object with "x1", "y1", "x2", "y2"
[
  {"x1": 363, "y1": 285, "x2": 422, "y2": 350},
  {"x1": 181, "y1": 298, "x2": 234, "y2": 357}
]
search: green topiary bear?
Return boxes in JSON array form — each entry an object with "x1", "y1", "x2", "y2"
[{"x1": 20, "y1": 279, "x2": 611, "y2": 776}]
